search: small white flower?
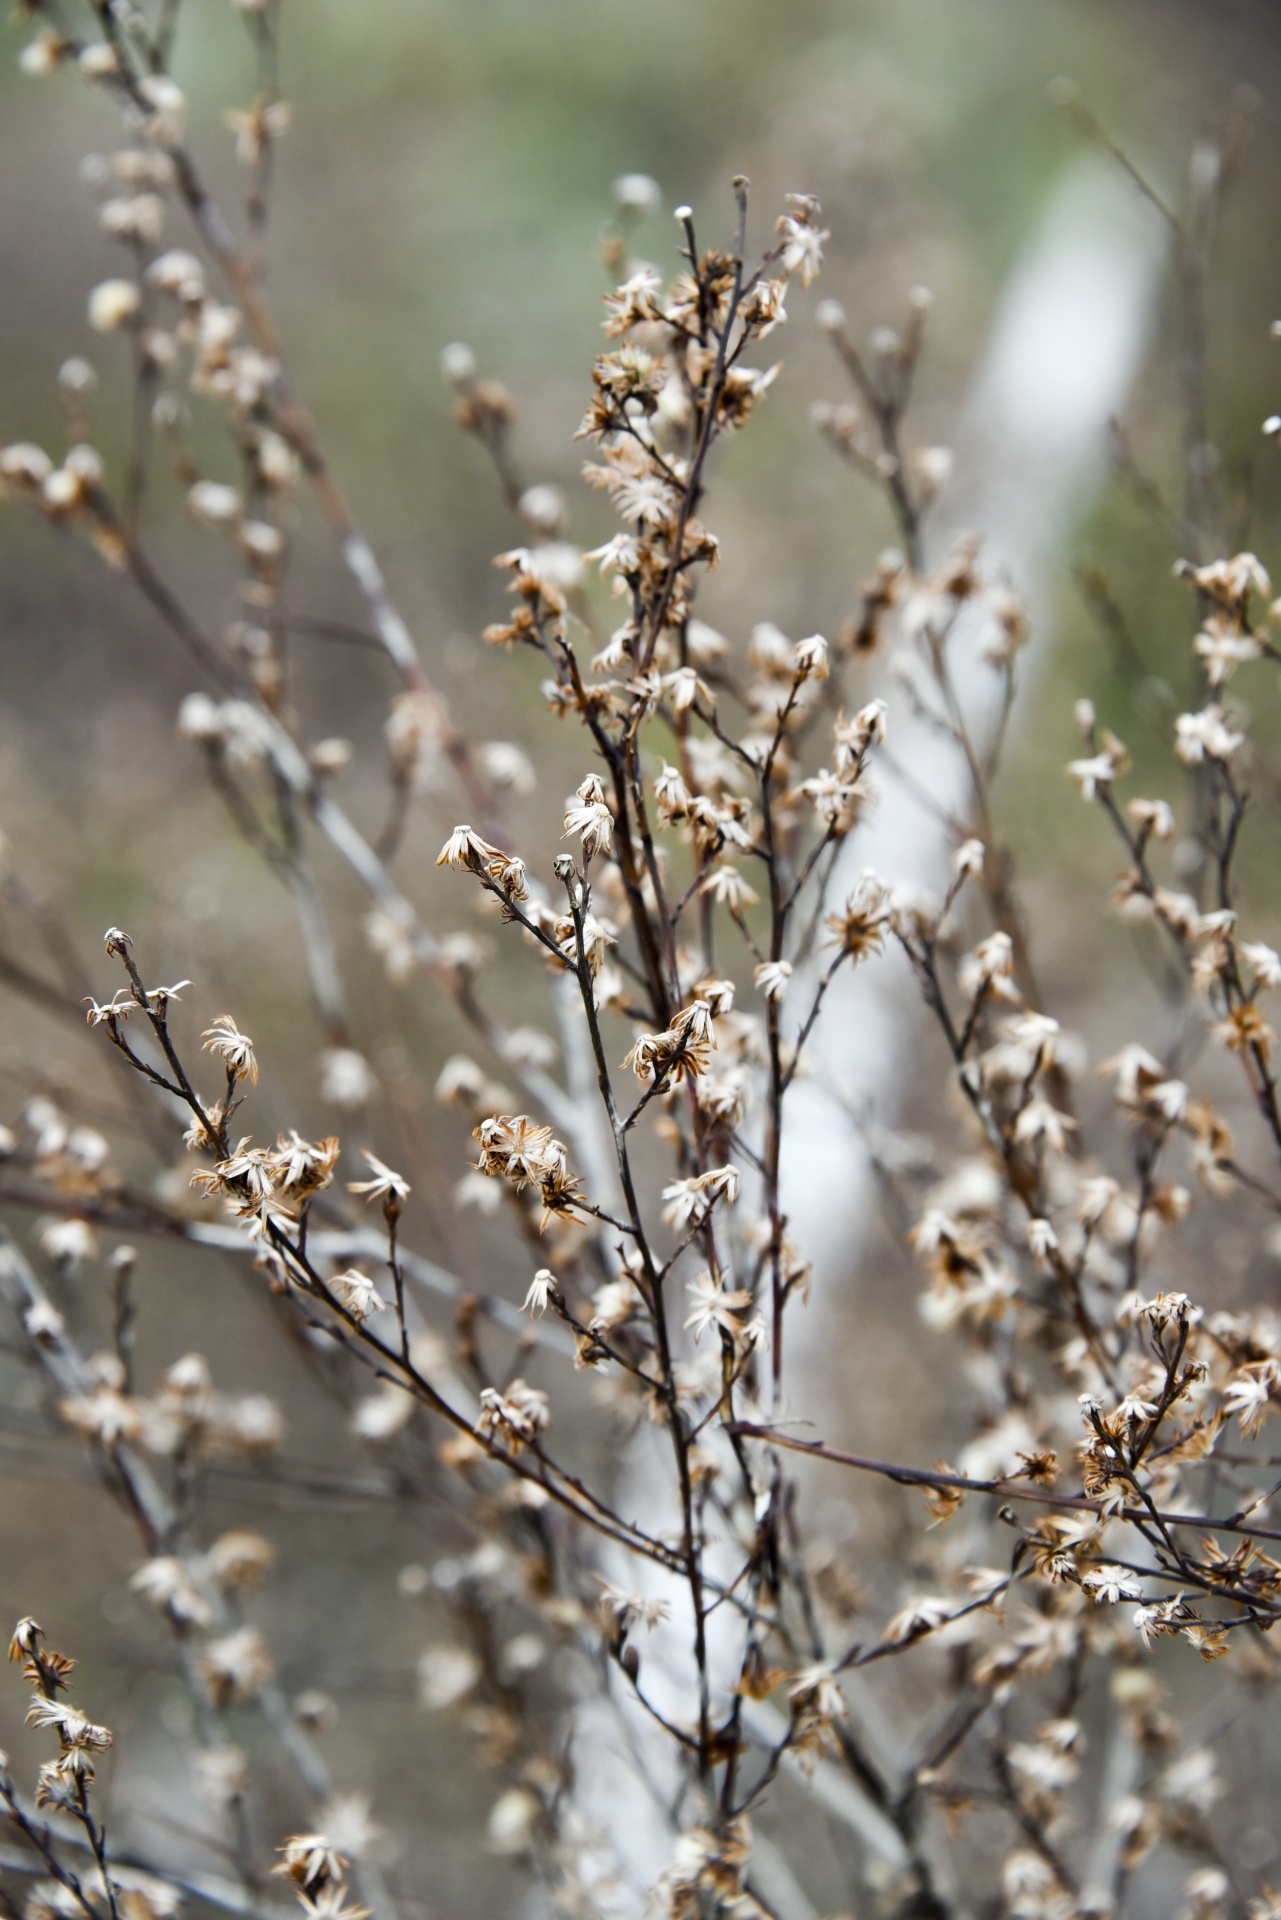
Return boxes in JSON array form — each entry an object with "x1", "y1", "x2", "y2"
[
  {"x1": 1175, "y1": 706, "x2": 1244, "y2": 765},
  {"x1": 958, "y1": 931, "x2": 1016, "y2": 999},
  {"x1": 1026, "y1": 1218, "x2": 1058, "y2": 1262},
  {"x1": 135, "y1": 73, "x2": 186, "y2": 146},
  {"x1": 754, "y1": 960, "x2": 792, "y2": 1003},
  {"x1": 563, "y1": 774, "x2": 614, "y2": 855},
  {"x1": 177, "y1": 692, "x2": 226, "y2": 742},
  {"x1": 147, "y1": 249, "x2": 205, "y2": 296},
  {"x1": 793, "y1": 635, "x2": 829, "y2": 681},
  {"x1": 188, "y1": 480, "x2": 243, "y2": 528},
  {"x1": 240, "y1": 519, "x2": 283, "y2": 562},
  {"x1": 1161, "y1": 1747, "x2": 1221, "y2": 1814},
  {"x1": 352, "y1": 1384, "x2": 415, "y2": 1441},
  {"x1": 700, "y1": 864, "x2": 759, "y2": 910},
  {"x1": 952, "y1": 838, "x2": 985, "y2": 877},
  {"x1": 661, "y1": 1166, "x2": 739, "y2": 1231},
  {"x1": 0, "y1": 443, "x2": 53, "y2": 487},
  {"x1": 193, "y1": 1746, "x2": 248, "y2": 1805},
  {"x1": 37, "y1": 1218, "x2": 97, "y2": 1271},
  {"x1": 882, "y1": 1595, "x2": 953, "y2": 1644},
  {"x1": 487, "y1": 1787, "x2": 538, "y2": 1855},
  {"x1": 130, "y1": 1556, "x2": 212, "y2": 1627},
  {"x1": 320, "y1": 1047, "x2": 376, "y2": 1108},
  {"x1": 778, "y1": 208, "x2": 828, "y2": 287},
  {"x1": 522, "y1": 1269, "x2": 557, "y2": 1318},
  {"x1": 100, "y1": 193, "x2": 165, "y2": 245},
  {"x1": 684, "y1": 1270, "x2": 752, "y2": 1343},
  {"x1": 199, "y1": 1626, "x2": 272, "y2": 1705},
  {"x1": 23, "y1": 1299, "x2": 64, "y2": 1342},
  {"x1": 20, "y1": 30, "x2": 65, "y2": 75},
  {"x1": 1243, "y1": 942, "x2": 1281, "y2": 989},
  {"x1": 329, "y1": 1269, "x2": 387, "y2": 1323},
  {"x1": 479, "y1": 741, "x2": 536, "y2": 794},
  {"x1": 1221, "y1": 1361, "x2": 1277, "y2": 1438},
  {"x1": 1081, "y1": 1565, "x2": 1142, "y2": 1605},
  {"x1": 88, "y1": 279, "x2": 140, "y2": 333},
  {"x1": 347, "y1": 1149, "x2": 410, "y2": 1206},
  {"x1": 418, "y1": 1644, "x2": 480, "y2": 1710},
  {"x1": 202, "y1": 1014, "x2": 258, "y2": 1083},
  {"x1": 1066, "y1": 752, "x2": 1117, "y2": 801},
  {"x1": 1127, "y1": 796, "x2": 1175, "y2": 840}
]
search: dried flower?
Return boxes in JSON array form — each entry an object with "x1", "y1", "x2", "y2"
[
  {"x1": 346, "y1": 1150, "x2": 410, "y2": 1207},
  {"x1": 522, "y1": 1269, "x2": 557, "y2": 1317},
  {"x1": 87, "y1": 280, "x2": 140, "y2": 334},
  {"x1": 200, "y1": 1627, "x2": 273, "y2": 1706},
  {"x1": 563, "y1": 775, "x2": 614, "y2": 855},
  {"x1": 683, "y1": 1271, "x2": 752, "y2": 1342},
  {"x1": 202, "y1": 1015, "x2": 258, "y2": 1084}
]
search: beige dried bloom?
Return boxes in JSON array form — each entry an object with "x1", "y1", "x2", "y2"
[
  {"x1": 793, "y1": 634, "x2": 829, "y2": 680},
  {"x1": 1081, "y1": 1565, "x2": 1143, "y2": 1605},
  {"x1": 683, "y1": 1270, "x2": 752, "y2": 1343},
  {"x1": 226, "y1": 98, "x2": 292, "y2": 167},
  {"x1": 134, "y1": 74, "x2": 187, "y2": 146},
  {"x1": 88, "y1": 279, "x2": 140, "y2": 334},
  {"x1": 1175, "y1": 705, "x2": 1244, "y2": 765},
  {"x1": 37, "y1": 1217, "x2": 97, "y2": 1271},
  {"x1": 365, "y1": 905, "x2": 418, "y2": 981},
  {"x1": 1221, "y1": 1361, "x2": 1278, "y2": 1438},
  {"x1": 1211, "y1": 1001, "x2": 1275, "y2": 1065},
  {"x1": 824, "y1": 870, "x2": 891, "y2": 958},
  {"x1": 563, "y1": 775, "x2": 614, "y2": 855},
  {"x1": 329, "y1": 1269, "x2": 388, "y2": 1322},
  {"x1": 319, "y1": 1048, "x2": 376, "y2": 1108},
  {"x1": 202, "y1": 1015, "x2": 258, "y2": 1084},
  {"x1": 277, "y1": 1833, "x2": 349, "y2": 1894},
  {"x1": 436, "y1": 825, "x2": 529, "y2": 900},
  {"x1": 882, "y1": 1595, "x2": 953, "y2": 1645},
  {"x1": 418, "y1": 1644, "x2": 481, "y2": 1711},
  {"x1": 777, "y1": 195, "x2": 828, "y2": 285},
  {"x1": 623, "y1": 1000, "x2": 715, "y2": 1084},
  {"x1": 754, "y1": 960, "x2": 792, "y2": 1002},
  {"x1": 351, "y1": 1385, "x2": 414, "y2": 1442},
  {"x1": 477, "y1": 1379, "x2": 550, "y2": 1451},
  {"x1": 20, "y1": 30, "x2": 71, "y2": 75},
  {"x1": 60, "y1": 1383, "x2": 142, "y2": 1446},
  {"x1": 522, "y1": 1269, "x2": 558, "y2": 1317},
  {"x1": 205, "y1": 1530, "x2": 274, "y2": 1589},
  {"x1": 1067, "y1": 748, "x2": 1121, "y2": 800},
  {"x1": 129, "y1": 1557, "x2": 212, "y2": 1627},
  {"x1": 958, "y1": 930, "x2": 1017, "y2": 1001},
  {"x1": 434, "y1": 1056, "x2": 486, "y2": 1107},
  {"x1": 1243, "y1": 942, "x2": 1281, "y2": 988},
  {"x1": 660, "y1": 1166, "x2": 739, "y2": 1231},
  {"x1": 270, "y1": 1131, "x2": 340, "y2": 1198},
  {"x1": 200, "y1": 1626, "x2": 273, "y2": 1706},
  {"x1": 346, "y1": 1150, "x2": 410, "y2": 1206}
]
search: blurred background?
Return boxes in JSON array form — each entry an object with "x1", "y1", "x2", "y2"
[{"x1": 3, "y1": 1, "x2": 1281, "y2": 1915}]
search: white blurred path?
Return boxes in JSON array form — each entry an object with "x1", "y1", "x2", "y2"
[{"x1": 781, "y1": 157, "x2": 1164, "y2": 1287}]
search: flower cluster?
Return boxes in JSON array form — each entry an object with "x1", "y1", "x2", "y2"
[
  {"x1": 7, "y1": 1618, "x2": 111, "y2": 1813},
  {"x1": 472, "y1": 1113, "x2": 582, "y2": 1216},
  {"x1": 7, "y1": 16, "x2": 1281, "y2": 1920}
]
